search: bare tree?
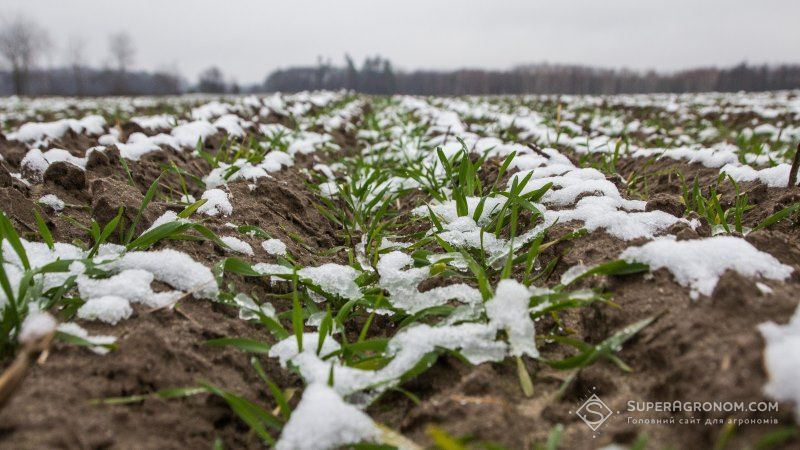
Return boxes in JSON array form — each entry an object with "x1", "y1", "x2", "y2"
[
  {"x1": 108, "y1": 32, "x2": 135, "y2": 73},
  {"x1": 64, "y1": 36, "x2": 87, "y2": 95},
  {"x1": 108, "y1": 32, "x2": 135, "y2": 93},
  {"x1": 0, "y1": 15, "x2": 50, "y2": 95}
]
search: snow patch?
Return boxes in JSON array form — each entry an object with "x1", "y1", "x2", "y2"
[
  {"x1": 197, "y1": 189, "x2": 233, "y2": 216},
  {"x1": 276, "y1": 383, "x2": 380, "y2": 450},
  {"x1": 261, "y1": 238, "x2": 287, "y2": 256},
  {"x1": 620, "y1": 236, "x2": 793, "y2": 298},
  {"x1": 77, "y1": 295, "x2": 133, "y2": 325},
  {"x1": 759, "y1": 305, "x2": 800, "y2": 422},
  {"x1": 38, "y1": 194, "x2": 65, "y2": 212},
  {"x1": 220, "y1": 236, "x2": 254, "y2": 255}
]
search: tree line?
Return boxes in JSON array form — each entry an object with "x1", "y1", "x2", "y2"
[
  {"x1": 1, "y1": 14, "x2": 799, "y2": 97},
  {"x1": 266, "y1": 56, "x2": 800, "y2": 95}
]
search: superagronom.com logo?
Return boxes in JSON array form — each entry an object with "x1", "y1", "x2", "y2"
[{"x1": 570, "y1": 387, "x2": 617, "y2": 437}]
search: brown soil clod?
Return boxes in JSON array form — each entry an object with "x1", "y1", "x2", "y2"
[
  {"x1": 43, "y1": 161, "x2": 87, "y2": 191},
  {"x1": 0, "y1": 162, "x2": 13, "y2": 188},
  {"x1": 645, "y1": 192, "x2": 685, "y2": 217},
  {"x1": 0, "y1": 332, "x2": 56, "y2": 410},
  {"x1": 90, "y1": 177, "x2": 151, "y2": 229},
  {"x1": 710, "y1": 270, "x2": 763, "y2": 308}
]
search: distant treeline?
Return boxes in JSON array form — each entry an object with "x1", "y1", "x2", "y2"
[
  {"x1": 2, "y1": 13, "x2": 799, "y2": 97},
  {"x1": 265, "y1": 56, "x2": 800, "y2": 95},
  {"x1": 2, "y1": 59, "x2": 800, "y2": 97},
  {"x1": 0, "y1": 67, "x2": 185, "y2": 97}
]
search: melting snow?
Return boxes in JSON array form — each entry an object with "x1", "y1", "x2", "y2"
[
  {"x1": 485, "y1": 279, "x2": 538, "y2": 358},
  {"x1": 78, "y1": 269, "x2": 182, "y2": 309},
  {"x1": 298, "y1": 264, "x2": 362, "y2": 300},
  {"x1": 197, "y1": 189, "x2": 233, "y2": 216},
  {"x1": 19, "y1": 311, "x2": 57, "y2": 344},
  {"x1": 77, "y1": 295, "x2": 133, "y2": 325},
  {"x1": 270, "y1": 322, "x2": 507, "y2": 398},
  {"x1": 20, "y1": 148, "x2": 101, "y2": 179},
  {"x1": 620, "y1": 236, "x2": 793, "y2": 298},
  {"x1": 261, "y1": 238, "x2": 287, "y2": 256},
  {"x1": 220, "y1": 236, "x2": 254, "y2": 255},
  {"x1": 721, "y1": 163, "x2": 794, "y2": 188},
  {"x1": 131, "y1": 114, "x2": 174, "y2": 130},
  {"x1": 377, "y1": 251, "x2": 481, "y2": 314},
  {"x1": 145, "y1": 211, "x2": 189, "y2": 233},
  {"x1": 759, "y1": 305, "x2": 800, "y2": 422},
  {"x1": 171, "y1": 120, "x2": 218, "y2": 147},
  {"x1": 9, "y1": 115, "x2": 105, "y2": 142},
  {"x1": 275, "y1": 383, "x2": 380, "y2": 450},
  {"x1": 552, "y1": 196, "x2": 683, "y2": 240},
  {"x1": 110, "y1": 249, "x2": 218, "y2": 299},
  {"x1": 38, "y1": 194, "x2": 65, "y2": 212}
]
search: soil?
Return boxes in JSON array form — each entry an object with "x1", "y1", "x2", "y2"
[{"x1": 1, "y1": 102, "x2": 799, "y2": 450}]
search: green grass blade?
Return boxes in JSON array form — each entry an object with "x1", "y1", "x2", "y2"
[
  {"x1": 33, "y1": 210, "x2": 54, "y2": 250},
  {"x1": 205, "y1": 337, "x2": 271, "y2": 354},
  {"x1": 125, "y1": 172, "x2": 164, "y2": 244}
]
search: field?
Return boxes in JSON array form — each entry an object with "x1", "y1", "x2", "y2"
[{"x1": 0, "y1": 90, "x2": 799, "y2": 449}]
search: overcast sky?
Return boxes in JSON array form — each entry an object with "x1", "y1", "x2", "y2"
[{"x1": 3, "y1": 0, "x2": 799, "y2": 84}]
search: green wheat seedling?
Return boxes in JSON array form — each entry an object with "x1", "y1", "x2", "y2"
[
  {"x1": 681, "y1": 173, "x2": 800, "y2": 235},
  {"x1": 0, "y1": 212, "x2": 119, "y2": 357}
]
